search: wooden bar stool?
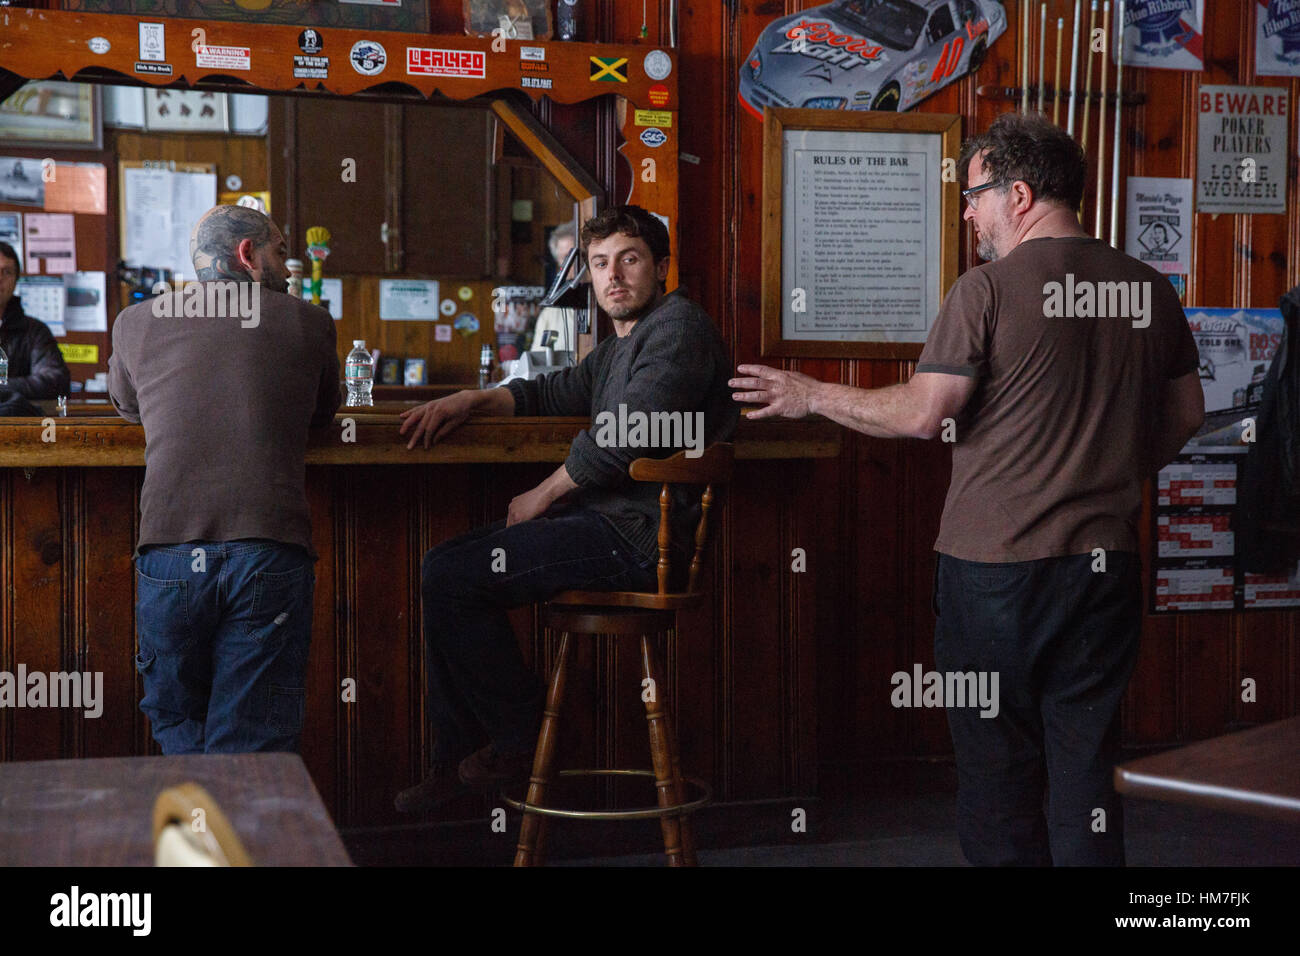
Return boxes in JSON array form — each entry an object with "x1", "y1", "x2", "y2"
[{"x1": 503, "y1": 442, "x2": 734, "y2": 867}]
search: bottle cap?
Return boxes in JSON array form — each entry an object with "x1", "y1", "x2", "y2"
[{"x1": 353, "y1": 340, "x2": 365, "y2": 348}]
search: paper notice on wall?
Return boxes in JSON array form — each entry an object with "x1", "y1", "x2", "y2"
[
  {"x1": 1196, "y1": 86, "x2": 1288, "y2": 214},
  {"x1": 0, "y1": 212, "x2": 20, "y2": 263},
  {"x1": 1255, "y1": 0, "x2": 1300, "y2": 76},
  {"x1": 123, "y1": 166, "x2": 217, "y2": 277},
  {"x1": 1154, "y1": 564, "x2": 1235, "y2": 611},
  {"x1": 15, "y1": 275, "x2": 66, "y2": 336},
  {"x1": 62, "y1": 271, "x2": 107, "y2": 333},
  {"x1": 44, "y1": 163, "x2": 108, "y2": 215},
  {"x1": 1124, "y1": 177, "x2": 1191, "y2": 274},
  {"x1": 380, "y1": 279, "x2": 440, "y2": 319},
  {"x1": 1117, "y1": 0, "x2": 1205, "y2": 71},
  {"x1": 23, "y1": 213, "x2": 76, "y2": 274}
]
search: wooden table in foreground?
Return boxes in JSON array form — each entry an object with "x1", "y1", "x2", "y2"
[
  {"x1": 1114, "y1": 717, "x2": 1300, "y2": 823},
  {"x1": 0, "y1": 753, "x2": 353, "y2": 866}
]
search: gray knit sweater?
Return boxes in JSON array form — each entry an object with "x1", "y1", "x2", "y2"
[{"x1": 506, "y1": 289, "x2": 738, "y2": 561}]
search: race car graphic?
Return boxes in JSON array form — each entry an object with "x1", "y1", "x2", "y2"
[{"x1": 739, "y1": 0, "x2": 1007, "y2": 118}]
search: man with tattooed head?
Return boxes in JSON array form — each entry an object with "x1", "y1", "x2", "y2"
[{"x1": 109, "y1": 204, "x2": 341, "y2": 754}]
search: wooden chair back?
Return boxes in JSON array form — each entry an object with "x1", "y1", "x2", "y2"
[{"x1": 628, "y1": 442, "x2": 734, "y2": 596}]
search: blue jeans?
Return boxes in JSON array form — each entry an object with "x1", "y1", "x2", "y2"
[
  {"x1": 421, "y1": 506, "x2": 658, "y2": 765},
  {"x1": 134, "y1": 540, "x2": 316, "y2": 754},
  {"x1": 934, "y1": 551, "x2": 1142, "y2": 866}
]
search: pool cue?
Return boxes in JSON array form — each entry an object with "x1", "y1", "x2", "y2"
[
  {"x1": 1067, "y1": 0, "x2": 1082, "y2": 133},
  {"x1": 1038, "y1": 4, "x2": 1047, "y2": 112},
  {"x1": 1021, "y1": 1, "x2": 1031, "y2": 111},
  {"x1": 1109, "y1": 0, "x2": 1126, "y2": 247},
  {"x1": 1094, "y1": 0, "x2": 1110, "y2": 238},
  {"x1": 1053, "y1": 17, "x2": 1064, "y2": 124},
  {"x1": 1080, "y1": 1, "x2": 1097, "y2": 154}
]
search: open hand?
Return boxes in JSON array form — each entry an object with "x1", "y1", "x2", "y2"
[
  {"x1": 729, "y1": 364, "x2": 821, "y2": 420},
  {"x1": 398, "y1": 391, "x2": 475, "y2": 449}
]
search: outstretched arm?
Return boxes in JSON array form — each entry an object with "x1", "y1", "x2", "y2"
[{"x1": 730, "y1": 365, "x2": 976, "y2": 440}]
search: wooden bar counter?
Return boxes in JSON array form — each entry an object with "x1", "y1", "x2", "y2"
[{"x1": 0, "y1": 400, "x2": 839, "y2": 831}]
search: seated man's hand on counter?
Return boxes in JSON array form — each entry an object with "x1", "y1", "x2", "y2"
[{"x1": 399, "y1": 387, "x2": 512, "y2": 450}]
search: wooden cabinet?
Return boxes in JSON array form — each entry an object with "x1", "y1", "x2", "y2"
[
  {"x1": 402, "y1": 106, "x2": 494, "y2": 277},
  {"x1": 269, "y1": 97, "x2": 492, "y2": 277}
]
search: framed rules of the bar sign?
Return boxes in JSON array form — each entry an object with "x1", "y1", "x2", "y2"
[{"x1": 761, "y1": 109, "x2": 960, "y2": 359}]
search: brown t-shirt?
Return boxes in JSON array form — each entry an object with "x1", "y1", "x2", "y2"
[
  {"x1": 108, "y1": 284, "x2": 341, "y2": 558},
  {"x1": 916, "y1": 236, "x2": 1198, "y2": 562}
]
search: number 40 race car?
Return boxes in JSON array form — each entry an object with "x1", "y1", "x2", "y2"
[{"x1": 739, "y1": 0, "x2": 1008, "y2": 117}]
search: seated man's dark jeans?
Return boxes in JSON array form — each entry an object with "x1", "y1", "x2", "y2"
[{"x1": 421, "y1": 505, "x2": 657, "y2": 766}]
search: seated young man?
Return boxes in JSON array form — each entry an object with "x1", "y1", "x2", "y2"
[{"x1": 395, "y1": 205, "x2": 738, "y2": 812}]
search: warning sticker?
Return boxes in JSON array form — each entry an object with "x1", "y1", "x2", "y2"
[{"x1": 195, "y1": 45, "x2": 251, "y2": 71}]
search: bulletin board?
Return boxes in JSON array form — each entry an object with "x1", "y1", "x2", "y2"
[{"x1": 117, "y1": 160, "x2": 216, "y2": 279}]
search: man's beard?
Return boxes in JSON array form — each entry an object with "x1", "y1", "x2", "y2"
[
  {"x1": 260, "y1": 273, "x2": 288, "y2": 294},
  {"x1": 601, "y1": 286, "x2": 655, "y2": 320},
  {"x1": 976, "y1": 233, "x2": 1000, "y2": 261}
]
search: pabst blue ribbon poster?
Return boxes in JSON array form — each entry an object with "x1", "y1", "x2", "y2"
[
  {"x1": 1117, "y1": 0, "x2": 1204, "y2": 71},
  {"x1": 1255, "y1": 0, "x2": 1300, "y2": 75}
]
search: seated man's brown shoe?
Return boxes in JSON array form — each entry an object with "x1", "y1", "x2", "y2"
[
  {"x1": 458, "y1": 745, "x2": 534, "y2": 790},
  {"x1": 394, "y1": 763, "x2": 468, "y2": 813}
]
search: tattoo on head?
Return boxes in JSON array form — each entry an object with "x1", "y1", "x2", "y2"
[{"x1": 190, "y1": 205, "x2": 273, "y2": 282}]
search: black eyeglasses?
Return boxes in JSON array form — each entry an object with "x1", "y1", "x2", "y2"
[{"x1": 961, "y1": 180, "x2": 1005, "y2": 209}]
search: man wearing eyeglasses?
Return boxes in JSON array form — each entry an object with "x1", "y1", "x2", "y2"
[
  {"x1": 0, "y1": 241, "x2": 71, "y2": 403},
  {"x1": 730, "y1": 112, "x2": 1205, "y2": 866}
]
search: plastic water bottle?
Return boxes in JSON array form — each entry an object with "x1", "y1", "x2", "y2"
[
  {"x1": 345, "y1": 339, "x2": 373, "y2": 406},
  {"x1": 0, "y1": 344, "x2": 7, "y2": 386},
  {"x1": 478, "y1": 344, "x2": 493, "y2": 389}
]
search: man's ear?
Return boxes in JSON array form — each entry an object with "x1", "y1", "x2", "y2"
[
  {"x1": 655, "y1": 256, "x2": 671, "y2": 282},
  {"x1": 234, "y1": 238, "x2": 256, "y2": 271},
  {"x1": 1010, "y1": 180, "x2": 1035, "y2": 212}
]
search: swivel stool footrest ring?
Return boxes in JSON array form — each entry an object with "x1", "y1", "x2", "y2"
[{"x1": 501, "y1": 768, "x2": 712, "y2": 821}]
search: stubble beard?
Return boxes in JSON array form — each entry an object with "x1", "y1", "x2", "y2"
[
  {"x1": 602, "y1": 286, "x2": 653, "y2": 321},
  {"x1": 260, "y1": 273, "x2": 288, "y2": 294}
]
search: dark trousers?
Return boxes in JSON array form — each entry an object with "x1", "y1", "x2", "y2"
[
  {"x1": 134, "y1": 540, "x2": 315, "y2": 754},
  {"x1": 420, "y1": 506, "x2": 657, "y2": 766},
  {"x1": 934, "y1": 551, "x2": 1142, "y2": 866}
]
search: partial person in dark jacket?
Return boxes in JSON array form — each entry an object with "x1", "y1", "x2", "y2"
[
  {"x1": 1236, "y1": 282, "x2": 1300, "y2": 573},
  {"x1": 393, "y1": 205, "x2": 739, "y2": 813},
  {"x1": 0, "y1": 241, "x2": 71, "y2": 401}
]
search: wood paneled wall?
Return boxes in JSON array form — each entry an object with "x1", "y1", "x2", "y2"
[
  {"x1": 672, "y1": 0, "x2": 1300, "y2": 767},
  {"x1": 0, "y1": 458, "x2": 818, "y2": 826},
  {"x1": 4, "y1": 1, "x2": 1297, "y2": 822}
]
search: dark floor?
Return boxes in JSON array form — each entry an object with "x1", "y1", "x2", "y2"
[{"x1": 343, "y1": 754, "x2": 1300, "y2": 867}]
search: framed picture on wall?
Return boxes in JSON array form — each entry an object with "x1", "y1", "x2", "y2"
[
  {"x1": 760, "y1": 108, "x2": 961, "y2": 360},
  {"x1": 61, "y1": 0, "x2": 430, "y2": 33},
  {"x1": 463, "y1": 0, "x2": 552, "y2": 40},
  {"x1": 0, "y1": 81, "x2": 102, "y2": 150},
  {"x1": 144, "y1": 90, "x2": 229, "y2": 133}
]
